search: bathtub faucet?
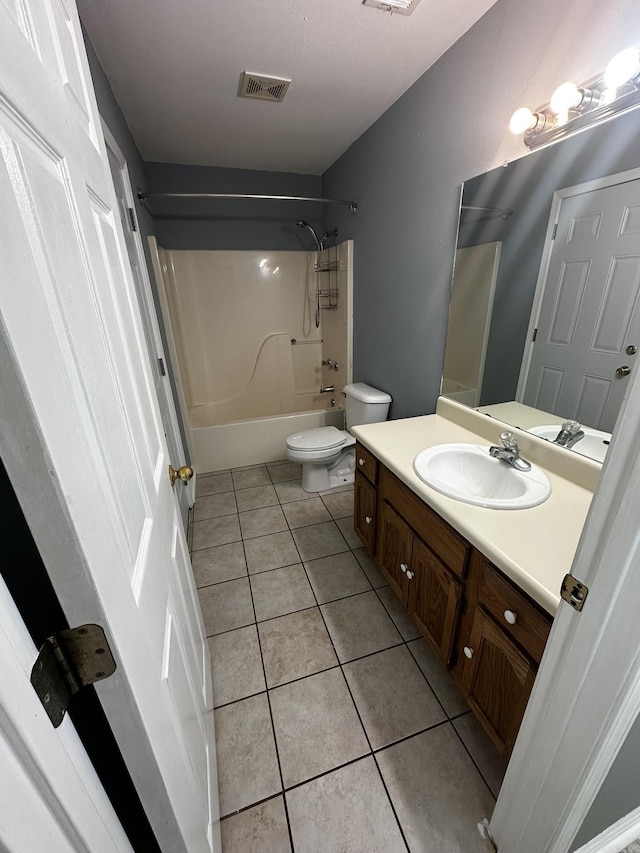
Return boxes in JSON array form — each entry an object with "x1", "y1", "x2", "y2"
[{"x1": 320, "y1": 385, "x2": 335, "y2": 393}]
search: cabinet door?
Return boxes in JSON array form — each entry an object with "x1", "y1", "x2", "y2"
[
  {"x1": 354, "y1": 472, "x2": 377, "y2": 555},
  {"x1": 462, "y1": 609, "x2": 537, "y2": 757},
  {"x1": 377, "y1": 500, "x2": 412, "y2": 604},
  {"x1": 409, "y1": 539, "x2": 462, "y2": 668}
]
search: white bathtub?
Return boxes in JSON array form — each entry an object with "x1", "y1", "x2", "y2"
[{"x1": 191, "y1": 406, "x2": 345, "y2": 472}]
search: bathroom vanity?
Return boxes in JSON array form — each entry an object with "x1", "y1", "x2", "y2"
[{"x1": 352, "y1": 398, "x2": 597, "y2": 757}]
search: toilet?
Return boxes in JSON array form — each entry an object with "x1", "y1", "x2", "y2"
[{"x1": 286, "y1": 382, "x2": 392, "y2": 492}]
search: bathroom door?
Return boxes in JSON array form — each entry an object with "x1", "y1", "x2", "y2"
[
  {"x1": 0, "y1": 3, "x2": 219, "y2": 852},
  {"x1": 522, "y1": 177, "x2": 640, "y2": 432}
]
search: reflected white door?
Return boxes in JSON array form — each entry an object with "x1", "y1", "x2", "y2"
[
  {"x1": 0, "y1": 2, "x2": 218, "y2": 851},
  {"x1": 523, "y1": 178, "x2": 640, "y2": 432}
]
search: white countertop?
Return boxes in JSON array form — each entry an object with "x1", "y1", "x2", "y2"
[{"x1": 352, "y1": 398, "x2": 596, "y2": 615}]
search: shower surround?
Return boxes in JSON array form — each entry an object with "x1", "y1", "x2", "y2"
[{"x1": 157, "y1": 241, "x2": 353, "y2": 470}]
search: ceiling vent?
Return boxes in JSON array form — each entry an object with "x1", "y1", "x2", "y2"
[
  {"x1": 238, "y1": 72, "x2": 291, "y2": 103},
  {"x1": 362, "y1": 0, "x2": 422, "y2": 14}
]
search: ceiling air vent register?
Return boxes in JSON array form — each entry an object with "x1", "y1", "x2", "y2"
[
  {"x1": 238, "y1": 72, "x2": 291, "y2": 103},
  {"x1": 362, "y1": 0, "x2": 422, "y2": 14}
]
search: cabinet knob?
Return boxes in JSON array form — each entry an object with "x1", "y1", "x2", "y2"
[
  {"x1": 463, "y1": 646, "x2": 474, "y2": 659},
  {"x1": 504, "y1": 610, "x2": 517, "y2": 625},
  {"x1": 406, "y1": 570, "x2": 414, "y2": 580},
  {"x1": 365, "y1": 516, "x2": 372, "y2": 525},
  {"x1": 358, "y1": 458, "x2": 365, "y2": 466},
  {"x1": 400, "y1": 563, "x2": 408, "y2": 573}
]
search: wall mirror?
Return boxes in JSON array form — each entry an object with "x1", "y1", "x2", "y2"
[{"x1": 442, "y1": 107, "x2": 640, "y2": 463}]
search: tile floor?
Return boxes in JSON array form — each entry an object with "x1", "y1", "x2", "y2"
[{"x1": 190, "y1": 460, "x2": 507, "y2": 852}]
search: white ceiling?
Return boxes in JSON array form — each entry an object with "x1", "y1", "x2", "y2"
[{"x1": 78, "y1": 0, "x2": 497, "y2": 175}]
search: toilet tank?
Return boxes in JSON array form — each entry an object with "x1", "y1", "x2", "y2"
[{"x1": 343, "y1": 382, "x2": 392, "y2": 430}]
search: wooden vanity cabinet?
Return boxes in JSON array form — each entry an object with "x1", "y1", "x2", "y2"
[{"x1": 352, "y1": 444, "x2": 553, "y2": 758}]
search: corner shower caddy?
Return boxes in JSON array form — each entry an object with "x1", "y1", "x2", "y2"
[{"x1": 315, "y1": 255, "x2": 344, "y2": 312}]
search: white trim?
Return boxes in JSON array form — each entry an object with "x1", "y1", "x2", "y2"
[
  {"x1": 574, "y1": 805, "x2": 640, "y2": 853},
  {"x1": 516, "y1": 166, "x2": 640, "y2": 401}
]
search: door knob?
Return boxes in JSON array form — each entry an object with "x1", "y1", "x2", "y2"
[
  {"x1": 168, "y1": 465, "x2": 194, "y2": 487},
  {"x1": 625, "y1": 345, "x2": 637, "y2": 355},
  {"x1": 616, "y1": 365, "x2": 631, "y2": 377}
]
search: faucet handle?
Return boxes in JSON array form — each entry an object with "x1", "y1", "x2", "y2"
[
  {"x1": 561, "y1": 420, "x2": 581, "y2": 435},
  {"x1": 499, "y1": 431, "x2": 518, "y2": 449}
]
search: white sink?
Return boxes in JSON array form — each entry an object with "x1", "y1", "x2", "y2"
[
  {"x1": 527, "y1": 425, "x2": 611, "y2": 463},
  {"x1": 413, "y1": 443, "x2": 551, "y2": 510}
]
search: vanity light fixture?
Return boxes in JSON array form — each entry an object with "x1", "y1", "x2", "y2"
[{"x1": 509, "y1": 47, "x2": 640, "y2": 149}]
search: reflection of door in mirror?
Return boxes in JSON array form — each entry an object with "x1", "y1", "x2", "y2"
[
  {"x1": 442, "y1": 242, "x2": 501, "y2": 407},
  {"x1": 519, "y1": 176, "x2": 640, "y2": 433}
]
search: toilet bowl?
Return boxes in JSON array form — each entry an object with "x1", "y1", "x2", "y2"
[{"x1": 285, "y1": 383, "x2": 392, "y2": 492}]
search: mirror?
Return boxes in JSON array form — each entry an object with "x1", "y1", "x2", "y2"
[{"x1": 442, "y1": 107, "x2": 640, "y2": 462}]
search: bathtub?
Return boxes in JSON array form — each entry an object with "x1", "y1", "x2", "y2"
[{"x1": 191, "y1": 406, "x2": 345, "y2": 472}]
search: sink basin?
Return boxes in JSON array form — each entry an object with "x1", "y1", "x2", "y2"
[
  {"x1": 527, "y1": 425, "x2": 611, "y2": 463},
  {"x1": 413, "y1": 443, "x2": 551, "y2": 510}
]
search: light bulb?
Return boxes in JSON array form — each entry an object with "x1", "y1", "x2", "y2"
[
  {"x1": 509, "y1": 107, "x2": 536, "y2": 134},
  {"x1": 604, "y1": 47, "x2": 640, "y2": 90},
  {"x1": 550, "y1": 82, "x2": 582, "y2": 115}
]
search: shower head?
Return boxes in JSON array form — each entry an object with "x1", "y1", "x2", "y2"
[{"x1": 296, "y1": 220, "x2": 323, "y2": 252}]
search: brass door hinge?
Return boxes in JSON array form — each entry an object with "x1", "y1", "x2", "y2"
[
  {"x1": 30, "y1": 624, "x2": 116, "y2": 727},
  {"x1": 560, "y1": 574, "x2": 589, "y2": 612}
]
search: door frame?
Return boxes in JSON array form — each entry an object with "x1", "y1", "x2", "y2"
[
  {"x1": 491, "y1": 321, "x2": 640, "y2": 849},
  {"x1": 515, "y1": 165, "x2": 640, "y2": 403},
  {"x1": 574, "y1": 803, "x2": 640, "y2": 853}
]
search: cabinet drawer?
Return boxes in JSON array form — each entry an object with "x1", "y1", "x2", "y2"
[
  {"x1": 355, "y1": 443, "x2": 378, "y2": 485},
  {"x1": 479, "y1": 563, "x2": 552, "y2": 663}
]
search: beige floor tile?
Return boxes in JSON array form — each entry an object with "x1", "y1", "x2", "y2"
[
  {"x1": 407, "y1": 637, "x2": 469, "y2": 718},
  {"x1": 193, "y1": 490, "x2": 237, "y2": 522},
  {"x1": 198, "y1": 577, "x2": 254, "y2": 636},
  {"x1": 321, "y1": 591, "x2": 402, "y2": 662},
  {"x1": 196, "y1": 471, "x2": 232, "y2": 497},
  {"x1": 267, "y1": 461, "x2": 302, "y2": 483},
  {"x1": 235, "y1": 484, "x2": 279, "y2": 512},
  {"x1": 344, "y1": 645, "x2": 446, "y2": 749},
  {"x1": 232, "y1": 466, "x2": 271, "y2": 490},
  {"x1": 304, "y1": 551, "x2": 371, "y2": 604},
  {"x1": 208, "y1": 625, "x2": 265, "y2": 707},
  {"x1": 239, "y1": 505, "x2": 288, "y2": 539},
  {"x1": 221, "y1": 796, "x2": 291, "y2": 853},
  {"x1": 335, "y1": 516, "x2": 362, "y2": 549},
  {"x1": 258, "y1": 607, "x2": 338, "y2": 688},
  {"x1": 377, "y1": 586, "x2": 421, "y2": 640},
  {"x1": 282, "y1": 497, "x2": 332, "y2": 529},
  {"x1": 453, "y1": 712, "x2": 507, "y2": 797},
  {"x1": 286, "y1": 757, "x2": 405, "y2": 853},
  {"x1": 192, "y1": 514, "x2": 241, "y2": 551},
  {"x1": 274, "y1": 480, "x2": 317, "y2": 503},
  {"x1": 191, "y1": 541, "x2": 246, "y2": 588},
  {"x1": 377, "y1": 724, "x2": 496, "y2": 852},
  {"x1": 320, "y1": 489, "x2": 354, "y2": 519},
  {"x1": 250, "y1": 564, "x2": 316, "y2": 622},
  {"x1": 214, "y1": 694, "x2": 281, "y2": 817},
  {"x1": 270, "y1": 668, "x2": 369, "y2": 788},
  {"x1": 291, "y1": 521, "x2": 349, "y2": 561},
  {"x1": 244, "y1": 530, "x2": 301, "y2": 574},
  {"x1": 353, "y1": 548, "x2": 389, "y2": 588}
]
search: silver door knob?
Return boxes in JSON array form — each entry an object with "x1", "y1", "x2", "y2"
[{"x1": 616, "y1": 365, "x2": 631, "y2": 377}]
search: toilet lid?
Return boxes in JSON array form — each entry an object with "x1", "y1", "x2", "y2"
[{"x1": 286, "y1": 426, "x2": 347, "y2": 452}]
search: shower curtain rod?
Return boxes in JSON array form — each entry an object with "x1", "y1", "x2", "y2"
[{"x1": 137, "y1": 191, "x2": 358, "y2": 213}]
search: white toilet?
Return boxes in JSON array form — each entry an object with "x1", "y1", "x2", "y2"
[{"x1": 286, "y1": 382, "x2": 392, "y2": 492}]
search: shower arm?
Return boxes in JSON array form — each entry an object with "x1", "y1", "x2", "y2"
[{"x1": 138, "y1": 191, "x2": 358, "y2": 214}]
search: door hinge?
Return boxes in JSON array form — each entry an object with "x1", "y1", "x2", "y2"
[
  {"x1": 552, "y1": 223, "x2": 558, "y2": 239},
  {"x1": 560, "y1": 573, "x2": 589, "y2": 612},
  {"x1": 30, "y1": 624, "x2": 117, "y2": 728},
  {"x1": 532, "y1": 327, "x2": 538, "y2": 342},
  {"x1": 158, "y1": 357, "x2": 166, "y2": 376},
  {"x1": 128, "y1": 207, "x2": 138, "y2": 232}
]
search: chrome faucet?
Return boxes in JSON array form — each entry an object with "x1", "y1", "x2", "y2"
[
  {"x1": 322, "y1": 358, "x2": 339, "y2": 371},
  {"x1": 489, "y1": 431, "x2": 532, "y2": 472},
  {"x1": 553, "y1": 420, "x2": 585, "y2": 448}
]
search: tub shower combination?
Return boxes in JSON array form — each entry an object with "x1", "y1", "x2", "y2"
[{"x1": 155, "y1": 238, "x2": 353, "y2": 471}]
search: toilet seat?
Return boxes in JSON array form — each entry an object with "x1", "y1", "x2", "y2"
[{"x1": 286, "y1": 426, "x2": 348, "y2": 453}]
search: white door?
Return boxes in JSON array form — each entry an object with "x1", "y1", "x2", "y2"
[
  {"x1": 522, "y1": 178, "x2": 640, "y2": 432},
  {"x1": 105, "y1": 130, "x2": 192, "y2": 528},
  {"x1": 0, "y1": 3, "x2": 219, "y2": 852},
  {"x1": 0, "y1": 575, "x2": 133, "y2": 852}
]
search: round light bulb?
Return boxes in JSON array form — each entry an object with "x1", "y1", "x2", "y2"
[
  {"x1": 604, "y1": 47, "x2": 640, "y2": 89},
  {"x1": 509, "y1": 107, "x2": 536, "y2": 134},
  {"x1": 550, "y1": 82, "x2": 582, "y2": 114}
]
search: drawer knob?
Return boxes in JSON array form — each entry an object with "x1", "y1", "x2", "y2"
[
  {"x1": 365, "y1": 516, "x2": 372, "y2": 524},
  {"x1": 504, "y1": 610, "x2": 517, "y2": 625},
  {"x1": 358, "y1": 458, "x2": 365, "y2": 466},
  {"x1": 406, "y1": 570, "x2": 414, "y2": 580},
  {"x1": 400, "y1": 563, "x2": 408, "y2": 573},
  {"x1": 464, "y1": 646, "x2": 474, "y2": 659}
]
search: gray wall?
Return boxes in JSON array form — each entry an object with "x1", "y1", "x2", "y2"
[
  {"x1": 145, "y1": 163, "x2": 324, "y2": 251},
  {"x1": 457, "y1": 108, "x2": 640, "y2": 407},
  {"x1": 322, "y1": 0, "x2": 640, "y2": 419}
]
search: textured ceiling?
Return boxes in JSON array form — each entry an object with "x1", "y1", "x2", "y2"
[{"x1": 78, "y1": 0, "x2": 498, "y2": 175}]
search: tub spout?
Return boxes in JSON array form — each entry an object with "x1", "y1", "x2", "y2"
[{"x1": 320, "y1": 385, "x2": 335, "y2": 393}]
